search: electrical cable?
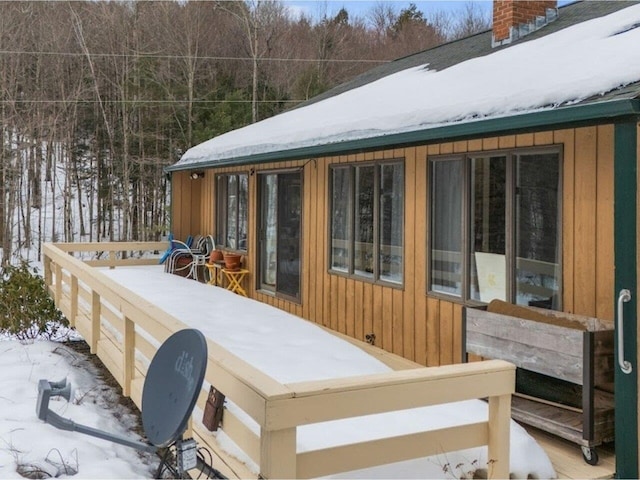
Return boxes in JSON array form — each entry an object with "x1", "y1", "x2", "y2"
[{"x1": 196, "y1": 447, "x2": 227, "y2": 480}]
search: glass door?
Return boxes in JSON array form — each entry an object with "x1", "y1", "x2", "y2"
[{"x1": 258, "y1": 172, "x2": 302, "y2": 301}]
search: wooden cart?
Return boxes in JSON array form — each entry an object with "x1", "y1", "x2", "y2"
[{"x1": 463, "y1": 301, "x2": 615, "y2": 465}]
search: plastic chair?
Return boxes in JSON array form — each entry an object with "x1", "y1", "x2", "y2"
[{"x1": 165, "y1": 235, "x2": 215, "y2": 282}]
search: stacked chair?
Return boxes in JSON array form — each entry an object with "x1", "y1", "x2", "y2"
[{"x1": 163, "y1": 235, "x2": 215, "y2": 282}]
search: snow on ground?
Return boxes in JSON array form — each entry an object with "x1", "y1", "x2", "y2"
[
  {"x1": 99, "y1": 265, "x2": 556, "y2": 479},
  {"x1": 0, "y1": 339, "x2": 157, "y2": 479},
  {"x1": 177, "y1": 4, "x2": 640, "y2": 167}
]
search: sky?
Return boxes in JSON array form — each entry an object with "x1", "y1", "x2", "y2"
[
  {"x1": 283, "y1": 0, "x2": 573, "y2": 26},
  {"x1": 284, "y1": 0, "x2": 493, "y2": 22}
]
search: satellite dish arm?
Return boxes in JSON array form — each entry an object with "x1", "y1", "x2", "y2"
[{"x1": 37, "y1": 379, "x2": 157, "y2": 454}]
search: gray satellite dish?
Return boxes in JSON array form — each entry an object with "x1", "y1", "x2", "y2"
[
  {"x1": 142, "y1": 328, "x2": 208, "y2": 447},
  {"x1": 36, "y1": 328, "x2": 219, "y2": 478}
]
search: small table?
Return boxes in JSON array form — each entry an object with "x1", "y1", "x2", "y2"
[
  {"x1": 223, "y1": 268, "x2": 249, "y2": 296},
  {"x1": 205, "y1": 262, "x2": 225, "y2": 286}
]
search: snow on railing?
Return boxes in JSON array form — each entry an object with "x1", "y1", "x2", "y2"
[{"x1": 43, "y1": 242, "x2": 515, "y2": 479}]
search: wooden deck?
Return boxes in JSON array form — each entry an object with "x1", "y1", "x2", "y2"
[
  {"x1": 42, "y1": 241, "x2": 616, "y2": 480},
  {"x1": 526, "y1": 426, "x2": 615, "y2": 479}
]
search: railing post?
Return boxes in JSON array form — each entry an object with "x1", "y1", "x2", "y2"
[
  {"x1": 54, "y1": 264, "x2": 62, "y2": 306},
  {"x1": 70, "y1": 275, "x2": 78, "y2": 328},
  {"x1": 43, "y1": 255, "x2": 52, "y2": 291},
  {"x1": 91, "y1": 291, "x2": 101, "y2": 354},
  {"x1": 259, "y1": 427, "x2": 297, "y2": 479},
  {"x1": 109, "y1": 251, "x2": 116, "y2": 269},
  {"x1": 123, "y1": 316, "x2": 135, "y2": 397},
  {"x1": 487, "y1": 393, "x2": 511, "y2": 479}
]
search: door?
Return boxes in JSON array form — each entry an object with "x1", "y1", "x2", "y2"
[
  {"x1": 258, "y1": 171, "x2": 302, "y2": 301},
  {"x1": 614, "y1": 121, "x2": 638, "y2": 478}
]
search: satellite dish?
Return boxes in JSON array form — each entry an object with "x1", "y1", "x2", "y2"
[
  {"x1": 142, "y1": 328, "x2": 208, "y2": 447},
  {"x1": 36, "y1": 329, "x2": 217, "y2": 477}
]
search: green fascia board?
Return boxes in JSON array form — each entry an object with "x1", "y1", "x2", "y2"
[{"x1": 167, "y1": 98, "x2": 640, "y2": 172}]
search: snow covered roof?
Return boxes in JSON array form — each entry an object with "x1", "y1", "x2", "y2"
[{"x1": 170, "y1": 1, "x2": 640, "y2": 172}]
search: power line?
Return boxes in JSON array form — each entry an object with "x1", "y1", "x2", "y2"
[
  {"x1": 0, "y1": 99, "x2": 304, "y2": 104},
  {"x1": 0, "y1": 49, "x2": 389, "y2": 64}
]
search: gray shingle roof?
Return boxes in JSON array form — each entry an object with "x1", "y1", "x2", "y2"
[{"x1": 300, "y1": 0, "x2": 640, "y2": 108}]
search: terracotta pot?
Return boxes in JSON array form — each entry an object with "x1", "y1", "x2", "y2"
[
  {"x1": 210, "y1": 250, "x2": 224, "y2": 263},
  {"x1": 223, "y1": 253, "x2": 242, "y2": 271}
]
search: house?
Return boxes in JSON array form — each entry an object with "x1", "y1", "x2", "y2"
[{"x1": 166, "y1": 1, "x2": 640, "y2": 475}]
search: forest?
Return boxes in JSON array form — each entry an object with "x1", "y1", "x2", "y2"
[{"x1": 0, "y1": 0, "x2": 489, "y2": 265}]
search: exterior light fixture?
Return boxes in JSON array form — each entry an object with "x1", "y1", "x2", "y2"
[{"x1": 190, "y1": 172, "x2": 204, "y2": 180}]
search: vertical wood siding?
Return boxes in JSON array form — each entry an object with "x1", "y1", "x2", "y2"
[{"x1": 171, "y1": 125, "x2": 616, "y2": 366}]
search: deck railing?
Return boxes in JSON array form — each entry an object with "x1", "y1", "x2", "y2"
[{"x1": 43, "y1": 241, "x2": 515, "y2": 479}]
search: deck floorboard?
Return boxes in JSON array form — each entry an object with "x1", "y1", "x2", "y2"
[{"x1": 525, "y1": 426, "x2": 615, "y2": 479}]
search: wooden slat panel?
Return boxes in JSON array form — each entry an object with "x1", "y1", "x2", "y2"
[
  {"x1": 498, "y1": 135, "x2": 516, "y2": 149},
  {"x1": 595, "y1": 125, "x2": 614, "y2": 321},
  {"x1": 573, "y1": 127, "x2": 597, "y2": 317},
  {"x1": 534, "y1": 131, "x2": 554, "y2": 146},
  {"x1": 468, "y1": 138, "x2": 483, "y2": 152},
  {"x1": 555, "y1": 128, "x2": 576, "y2": 313},
  {"x1": 363, "y1": 282, "x2": 374, "y2": 341},
  {"x1": 354, "y1": 280, "x2": 364, "y2": 341},
  {"x1": 439, "y1": 300, "x2": 454, "y2": 365},
  {"x1": 333, "y1": 277, "x2": 347, "y2": 333},
  {"x1": 516, "y1": 133, "x2": 534, "y2": 147},
  {"x1": 403, "y1": 146, "x2": 417, "y2": 361},
  {"x1": 346, "y1": 278, "x2": 356, "y2": 337},
  {"x1": 465, "y1": 309, "x2": 584, "y2": 357},
  {"x1": 426, "y1": 297, "x2": 440, "y2": 366},
  {"x1": 392, "y1": 288, "x2": 404, "y2": 356},
  {"x1": 373, "y1": 285, "x2": 383, "y2": 347},
  {"x1": 453, "y1": 303, "x2": 463, "y2": 364},
  {"x1": 415, "y1": 146, "x2": 429, "y2": 366},
  {"x1": 382, "y1": 287, "x2": 393, "y2": 351},
  {"x1": 483, "y1": 137, "x2": 499, "y2": 151}
]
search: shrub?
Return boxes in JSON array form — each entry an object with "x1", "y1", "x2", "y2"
[{"x1": 0, "y1": 262, "x2": 68, "y2": 340}]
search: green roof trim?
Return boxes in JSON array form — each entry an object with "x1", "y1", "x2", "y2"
[{"x1": 167, "y1": 98, "x2": 640, "y2": 172}]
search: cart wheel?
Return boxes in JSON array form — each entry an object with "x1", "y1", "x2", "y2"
[{"x1": 581, "y1": 446, "x2": 599, "y2": 466}]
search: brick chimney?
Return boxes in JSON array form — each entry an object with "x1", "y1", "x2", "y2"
[{"x1": 492, "y1": 1, "x2": 558, "y2": 47}]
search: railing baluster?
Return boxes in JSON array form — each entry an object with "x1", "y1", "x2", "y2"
[
  {"x1": 91, "y1": 291, "x2": 101, "y2": 354},
  {"x1": 260, "y1": 427, "x2": 297, "y2": 479},
  {"x1": 123, "y1": 316, "x2": 135, "y2": 397},
  {"x1": 70, "y1": 275, "x2": 78, "y2": 328},
  {"x1": 487, "y1": 393, "x2": 512, "y2": 479}
]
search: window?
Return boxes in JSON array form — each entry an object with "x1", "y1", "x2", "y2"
[
  {"x1": 429, "y1": 148, "x2": 561, "y2": 309},
  {"x1": 216, "y1": 173, "x2": 248, "y2": 251},
  {"x1": 258, "y1": 171, "x2": 302, "y2": 301},
  {"x1": 330, "y1": 160, "x2": 404, "y2": 285}
]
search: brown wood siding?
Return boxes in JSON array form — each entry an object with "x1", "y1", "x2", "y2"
[{"x1": 171, "y1": 125, "x2": 617, "y2": 367}]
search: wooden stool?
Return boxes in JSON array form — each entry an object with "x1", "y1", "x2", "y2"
[{"x1": 223, "y1": 268, "x2": 249, "y2": 296}]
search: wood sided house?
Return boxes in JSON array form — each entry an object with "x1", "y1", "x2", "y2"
[{"x1": 164, "y1": 0, "x2": 640, "y2": 476}]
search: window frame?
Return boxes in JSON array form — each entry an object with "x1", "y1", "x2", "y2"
[
  {"x1": 328, "y1": 159, "x2": 405, "y2": 287},
  {"x1": 427, "y1": 146, "x2": 563, "y2": 308},
  {"x1": 215, "y1": 172, "x2": 249, "y2": 253}
]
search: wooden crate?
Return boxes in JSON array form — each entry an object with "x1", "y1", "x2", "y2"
[{"x1": 463, "y1": 304, "x2": 614, "y2": 463}]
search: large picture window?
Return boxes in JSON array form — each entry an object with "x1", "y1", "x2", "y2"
[
  {"x1": 429, "y1": 148, "x2": 561, "y2": 309},
  {"x1": 216, "y1": 173, "x2": 248, "y2": 251},
  {"x1": 330, "y1": 160, "x2": 404, "y2": 285}
]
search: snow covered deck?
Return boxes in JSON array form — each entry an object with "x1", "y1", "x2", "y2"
[{"x1": 42, "y1": 241, "x2": 593, "y2": 479}]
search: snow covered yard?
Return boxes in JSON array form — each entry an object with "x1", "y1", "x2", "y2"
[{"x1": 0, "y1": 338, "x2": 157, "y2": 479}]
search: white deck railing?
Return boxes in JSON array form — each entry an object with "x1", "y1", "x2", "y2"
[{"x1": 43, "y1": 241, "x2": 515, "y2": 479}]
